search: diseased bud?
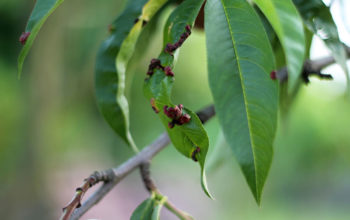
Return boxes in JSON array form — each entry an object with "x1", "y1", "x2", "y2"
[
  {"x1": 164, "y1": 105, "x2": 182, "y2": 119},
  {"x1": 134, "y1": 18, "x2": 139, "y2": 24},
  {"x1": 185, "y1": 25, "x2": 191, "y2": 32},
  {"x1": 163, "y1": 105, "x2": 175, "y2": 118},
  {"x1": 149, "y1": 58, "x2": 161, "y2": 69},
  {"x1": 164, "y1": 43, "x2": 176, "y2": 54},
  {"x1": 19, "y1": 32, "x2": 30, "y2": 45},
  {"x1": 182, "y1": 31, "x2": 190, "y2": 39},
  {"x1": 164, "y1": 66, "x2": 174, "y2": 76},
  {"x1": 150, "y1": 98, "x2": 159, "y2": 113},
  {"x1": 270, "y1": 70, "x2": 277, "y2": 80},
  {"x1": 178, "y1": 114, "x2": 191, "y2": 125},
  {"x1": 191, "y1": 147, "x2": 200, "y2": 162},
  {"x1": 147, "y1": 58, "x2": 162, "y2": 76},
  {"x1": 168, "y1": 121, "x2": 175, "y2": 129},
  {"x1": 173, "y1": 105, "x2": 182, "y2": 119}
]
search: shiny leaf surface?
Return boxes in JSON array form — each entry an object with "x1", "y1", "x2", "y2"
[{"x1": 205, "y1": 0, "x2": 278, "y2": 203}]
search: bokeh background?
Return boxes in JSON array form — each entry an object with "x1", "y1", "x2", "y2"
[{"x1": 1, "y1": 0, "x2": 350, "y2": 219}]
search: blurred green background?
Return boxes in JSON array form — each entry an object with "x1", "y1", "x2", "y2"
[{"x1": 1, "y1": 0, "x2": 350, "y2": 219}]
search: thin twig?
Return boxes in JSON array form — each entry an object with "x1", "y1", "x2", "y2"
[
  {"x1": 60, "y1": 105, "x2": 215, "y2": 220},
  {"x1": 59, "y1": 170, "x2": 115, "y2": 220},
  {"x1": 139, "y1": 162, "x2": 193, "y2": 220}
]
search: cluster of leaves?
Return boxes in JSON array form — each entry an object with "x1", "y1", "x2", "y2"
[{"x1": 18, "y1": 0, "x2": 348, "y2": 215}]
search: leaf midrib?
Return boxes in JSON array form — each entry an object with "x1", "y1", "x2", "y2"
[{"x1": 220, "y1": 0, "x2": 259, "y2": 196}]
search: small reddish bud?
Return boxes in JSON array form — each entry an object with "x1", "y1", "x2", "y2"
[
  {"x1": 164, "y1": 105, "x2": 182, "y2": 119},
  {"x1": 191, "y1": 147, "x2": 200, "y2": 162},
  {"x1": 19, "y1": 32, "x2": 30, "y2": 45},
  {"x1": 178, "y1": 114, "x2": 191, "y2": 124},
  {"x1": 165, "y1": 43, "x2": 176, "y2": 54},
  {"x1": 149, "y1": 58, "x2": 161, "y2": 69},
  {"x1": 164, "y1": 66, "x2": 174, "y2": 76},
  {"x1": 147, "y1": 59, "x2": 162, "y2": 76},
  {"x1": 185, "y1": 25, "x2": 191, "y2": 32},
  {"x1": 182, "y1": 31, "x2": 190, "y2": 39},
  {"x1": 173, "y1": 105, "x2": 182, "y2": 119},
  {"x1": 150, "y1": 98, "x2": 159, "y2": 113},
  {"x1": 178, "y1": 104, "x2": 183, "y2": 111},
  {"x1": 270, "y1": 70, "x2": 277, "y2": 80},
  {"x1": 168, "y1": 121, "x2": 175, "y2": 129},
  {"x1": 163, "y1": 106, "x2": 174, "y2": 118}
]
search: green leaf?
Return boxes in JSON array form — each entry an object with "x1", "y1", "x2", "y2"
[
  {"x1": 131, "y1": 198, "x2": 155, "y2": 220},
  {"x1": 293, "y1": 0, "x2": 350, "y2": 92},
  {"x1": 252, "y1": 0, "x2": 305, "y2": 93},
  {"x1": 279, "y1": 28, "x2": 314, "y2": 118},
  {"x1": 143, "y1": 0, "x2": 211, "y2": 197},
  {"x1": 17, "y1": 0, "x2": 64, "y2": 77},
  {"x1": 151, "y1": 198, "x2": 166, "y2": 220},
  {"x1": 95, "y1": 0, "x2": 167, "y2": 152},
  {"x1": 205, "y1": 0, "x2": 278, "y2": 203}
]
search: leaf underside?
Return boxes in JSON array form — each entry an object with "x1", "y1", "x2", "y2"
[
  {"x1": 95, "y1": 0, "x2": 167, "y2": 152},
  {"x1": 205, "y1": 0, "x2": 278, "y2": 203}
]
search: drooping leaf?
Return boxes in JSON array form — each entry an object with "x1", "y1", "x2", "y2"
[
  {"x1": 131, "y1": 198, "x2": 155, "y2": 220},
  {"x1": 17, "y1": 0, "x2": 64, "y2": 77},
  {"x1": 143, "y1": 0, "x2": 211, "y2": 197},
  {"x1": 205, "y1": 0, "x2": 278, "y2": 203},
  {"x1": 293, "y1": 0, "x2": 350, "y2": 92},
  {"x1": 95, "y1": 0, "x2": 167, "y2": 152},
  {"x1": 252, "y1": 0, "x2": 305, "y2": 93}
]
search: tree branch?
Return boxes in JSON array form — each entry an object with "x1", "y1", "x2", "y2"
[
  {"x1": 277, "y1": 45, "x2": 350, "y2": 82},
  {"x1": 60, "y1": 170, "x2": 115, "y2": 220},
  {"x1": 60, "y1": 105, "x2": 215, "y2": 220}
]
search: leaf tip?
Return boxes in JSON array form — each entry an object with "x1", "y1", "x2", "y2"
[{"x1": 201, "y1": 170, "x2": 214, "y2": 199}]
